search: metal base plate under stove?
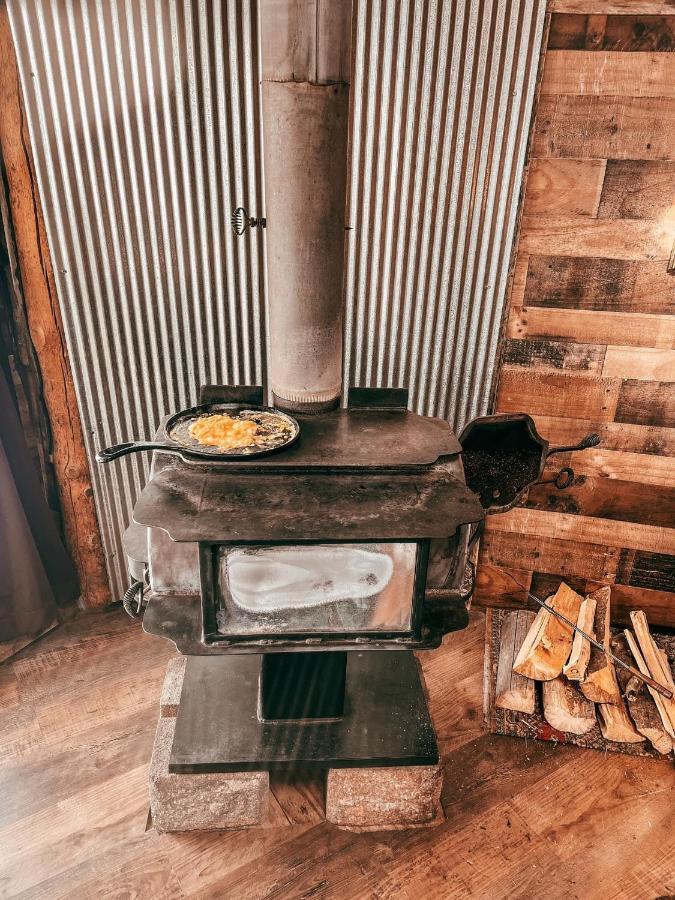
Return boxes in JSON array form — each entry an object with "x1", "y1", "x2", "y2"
[{"x1": 169, "y1": 650, "x2": 438, "y2": 773}]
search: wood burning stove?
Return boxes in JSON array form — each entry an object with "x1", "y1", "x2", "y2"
[
  {"x1": 111, "y1": 385, "x2": 599, "y2": 777},
  {"x1": 114, "y1": 385, "x2": 482, "y2": 771}
]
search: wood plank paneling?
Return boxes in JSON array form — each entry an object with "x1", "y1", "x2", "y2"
[
  {"x1": 498, "y1": 369, "x2": 624, "y2": 420},
  {"x1": 509, "y1": 306, "x2": 675, "y2": 348},
  {"x1": 602, "y1": 346, "x2": 675, "y2": 379},
  {"x1": 617, "y1": 549, "x2": 675, "y2": 592},
  {"x1": 549, "y1": 14, "x2": 675, "y2": 51},
  {"x1": 497, "y1": 369, "x2": 621, "y2": 420},
  {"x1": 480, "y1": 530, "x2": 620, "y2": 581},
  {"x1": 526, "y1": 479, "x2": 675, "y2": 528},
  {"x1": 523, "y1": 159, "x2": 606, "y2": 216},
  {"x1": 484, "y1": 10, "x2": 674, "y2": 629},
  {"x1": 551, "y1": 2, "x2": 675, "y2": 15},
  {"x1": 532, "y1": 414, "x2": 675, "y2": 455},
  {"x1": 615, "y1": 379, "x2": 675, "y2": 426},
  {"x1": 542, "y1": 50, "x2": 675, "y2": 96},
  {"x1": 597, "y1": 160, "x2": 675, "y2": 219},
  {"x1": 566, "y1": 447, "x2": 675, "y2": 485},
  {"x1": 532, "y1": 95, "x2": 675, "y2": 160},
  {"x1": 502, "y1": 338, "x2": 606, "y2": 372},
  {"x1": 485, "y1": 506, "x2": 675, "y2": 555},
  {"x1": 524, "y1": 256, "x2": 675, "y2": 314},
  {"x1": 519, "y1": 216, "x2": 672, "y2": 259}
]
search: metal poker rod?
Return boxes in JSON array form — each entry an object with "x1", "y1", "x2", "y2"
[{"x1": 522, "y1": 588, "x2": 673, "y2": 700}]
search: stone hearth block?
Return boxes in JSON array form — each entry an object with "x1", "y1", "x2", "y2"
[
  {"x1": 325, "y1": 764, "x2": 444, "y2": 829},
  {"x1": 149, "y1": 717, "x2": 269, "y2": 832},
  {"x1": 160, "y1": 657, "x2": 187, "y2": 718}
]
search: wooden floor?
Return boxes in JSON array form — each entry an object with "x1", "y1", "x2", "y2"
[{"x1": 0, "y1": 608, "x2": 672, "y2": 899}]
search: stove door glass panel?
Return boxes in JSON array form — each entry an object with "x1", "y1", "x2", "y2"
[{"x1": 215, "y1": 543, "x2": 417, "y2": 634}]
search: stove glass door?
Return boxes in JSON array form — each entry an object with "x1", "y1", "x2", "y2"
[{"x1": 214, "y1": 542, "x2": 418, "y2": 635}]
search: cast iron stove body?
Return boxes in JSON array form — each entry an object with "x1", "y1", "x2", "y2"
[{"x1": 125, "y1": 386, "x2": 484, "y2": 773}]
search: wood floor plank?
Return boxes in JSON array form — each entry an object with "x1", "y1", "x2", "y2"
[{"x1": 0, "y1": 607, "x2": 671, "y2": 899}]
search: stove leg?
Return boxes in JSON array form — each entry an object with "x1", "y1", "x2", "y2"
[
  {"x1": 148, "y1": 659, "x2": 269, "y2": 833},
  {"x1": 325, "y1": 764, "x2": 444, "y2": 830}
]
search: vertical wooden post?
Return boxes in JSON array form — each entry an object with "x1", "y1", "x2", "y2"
[{"x1": 0, "y1": 9, "x2": 110, "y2": 608}]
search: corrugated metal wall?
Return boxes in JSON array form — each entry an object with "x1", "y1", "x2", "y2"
[
  {"x1": 7, "y1": 0, "x2": 266, "y2": 596},
  {"x1": 344, "y1": 0, "x2": 547, "y2": 431},
  {"x1": 8, "y1": 0, "x2": 546, "y2": 597}
]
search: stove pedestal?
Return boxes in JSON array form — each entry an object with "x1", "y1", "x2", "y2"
[
  {"x1": 169, "y1": 651, "x2": 438, "y2": 773},
  {"x1": 148, "y1": 652, "x2": 444, "y2": 832}
]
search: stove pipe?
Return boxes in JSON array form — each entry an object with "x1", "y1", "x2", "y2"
[{"x1": 261, "y1": 1, "x2": 351, "y2": 413}]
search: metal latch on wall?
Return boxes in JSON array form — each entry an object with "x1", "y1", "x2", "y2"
[{"x1": 231, "y1": 207, "x2": 266, "y2": 235}]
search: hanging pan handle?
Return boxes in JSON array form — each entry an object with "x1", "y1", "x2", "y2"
[
  {"x1": 546, "y1": 432, "x2": 600, "y2": 458},
  {"x1": 95, "y1": 441, "x2": 181, "y2": 463}
]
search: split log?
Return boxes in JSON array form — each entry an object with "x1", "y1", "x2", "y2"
[
  {"x1": 513, "y1": 582, "x2": 583, "y2": 681},
  {"x1": 611, "y1": 633, "x2": 672, "y2": 755},
  {"x1": 563, "y1": 595, "x2": 597, "y2": 681},
  {"x1": 495, "y1": 611, "x2": 536, "y2": 713},
  {"x1": 628, "y1": 612, "x2": 675, "y2": 736},
  {"x1": 597, "y1": 700, "x2": 645, "y2": 745},
  {"x1": 580, "y1": 587, "x2": 621, "y2": 705},
  {"x1": 624, "y1": 629, "x2": 675, "y2": 741},
  {"x1": 542, "y1": 676, "x2": 596, "y2": 736}
]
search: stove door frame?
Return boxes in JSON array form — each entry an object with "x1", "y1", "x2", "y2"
[{"x1": 199, "y1": 538, "x2": 431, "y2": 650}]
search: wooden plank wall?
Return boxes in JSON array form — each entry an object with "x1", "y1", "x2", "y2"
[{"x1": 475, "y1": 9, "x2": 675, "y2": 627}]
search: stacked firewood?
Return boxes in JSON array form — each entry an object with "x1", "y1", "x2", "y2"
[{"x1": 494, "y1": 583, "x2": 675, "y2": 756}]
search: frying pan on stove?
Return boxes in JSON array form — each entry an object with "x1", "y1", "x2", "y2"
[{"x1": 96, "y1": 403, "x2": 300, "y2": 463}]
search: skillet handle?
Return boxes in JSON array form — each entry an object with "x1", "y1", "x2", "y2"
[
  {"x1": 95, "y1": 441, "x2": 179, "y2": 463},
  {"x1": 546, "y1": 432, "x2": 600, "y2": 458}
]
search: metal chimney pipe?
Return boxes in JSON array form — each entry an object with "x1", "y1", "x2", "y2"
[{"x1": 260, "y1": 1, "x2": 351, "y2": 413}]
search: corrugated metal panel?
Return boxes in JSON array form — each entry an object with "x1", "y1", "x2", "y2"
[
  {"x1": 343, "y1": 0, "x2": 547, "y2": 431},
  {"x1": 7, "y1": 0, "x2": 266, "y2": 597}
]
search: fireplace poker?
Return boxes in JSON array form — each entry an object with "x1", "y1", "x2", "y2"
[{"x1": 502, "y1": 572, "x2": 673, "y2": 699}]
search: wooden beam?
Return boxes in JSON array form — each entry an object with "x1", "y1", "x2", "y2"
[
  {"x1": 508, "y1": 307, "x2": 675, "y2": 349},
  {"x1": 542, "y1": 51, "x2": 675, "y2": 97},
  {"x1": 550, "y1": 2, "x2": 675, "y2": 14},
  {"x1": 523, "y1": 159, "x2": 606, "y2": 217},
  {"x1": 484, "y1": 507, "x2": 675, "y2": 556},
  {"x1": 532, "y1": 95, "x2": 675, "y2": 161},
  {"x1": 0, "y1": 10, "x2": 109, "y2": 608},
  {"x1": 518, "y1": 217, "x2": 673, "y2": 261}
]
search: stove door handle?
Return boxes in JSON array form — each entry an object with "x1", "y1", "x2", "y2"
[{"x1": 95, "y1": 441, "x2": 178, "y2": 463}]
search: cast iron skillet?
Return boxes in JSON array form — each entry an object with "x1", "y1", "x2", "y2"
[{"x1": 96, "y1": 403, "x2": 301, "y2": 463}]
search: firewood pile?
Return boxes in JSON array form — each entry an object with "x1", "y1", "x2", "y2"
[{"x1": 485, "y1": 584, "x2": 675, "y2": 758}]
